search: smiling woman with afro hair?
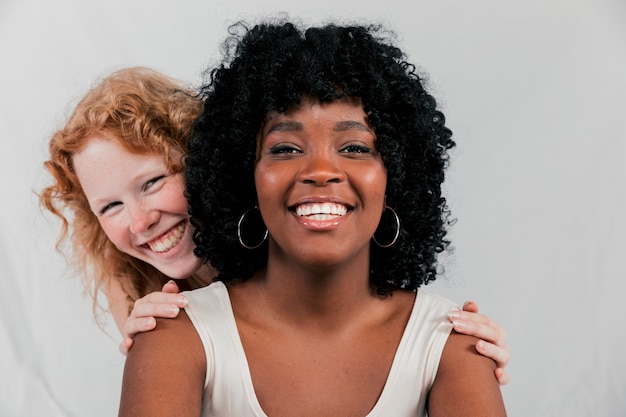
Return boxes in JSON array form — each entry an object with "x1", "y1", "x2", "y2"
[
  {"x1": 118, "y1": 19, "x2": 507, "y2": 417},
  {"x1": 185, "y1": 20, "x2": 455, "y2": 295}
]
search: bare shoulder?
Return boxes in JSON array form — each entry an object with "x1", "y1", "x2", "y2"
[
  {"x1": 118, "y1": 310, "x2": 207, "y2": 417},
  {"x1": 428, "y1": 331, "x2": 507, "y2": 417},
  {"x1": 132, "y1": 309, "x2": 204, "y2": 356}
]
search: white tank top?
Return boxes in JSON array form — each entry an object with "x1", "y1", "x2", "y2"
[{"x1": 184, "y1": 281, "x2": 455, "y2": 416}]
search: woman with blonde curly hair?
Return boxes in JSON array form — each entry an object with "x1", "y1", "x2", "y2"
[{"x1": 40, "y1": 67, "x2": 215, "y2": 343}]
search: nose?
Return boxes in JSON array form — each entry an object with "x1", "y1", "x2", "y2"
[
  {"x1": 128, "y1": 203, "x2": 159, "y2": 235},
  {"x1": 298, "y1": 151, "x2": 346, "y2": 185}
]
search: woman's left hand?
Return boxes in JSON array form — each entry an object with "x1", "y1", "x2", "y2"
[
  {"x1": 118, "y1": 280, "x2": 186, "y2": 355},
  {"x1": 448, "y1": 301, "x2": 510, "y2": 385}
]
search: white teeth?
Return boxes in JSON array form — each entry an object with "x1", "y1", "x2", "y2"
[
  {"x1": 147, "y1": 222, "x2": 185, "y2": 253},
  {"x1": 296, "y1": 203, "x2": 347, "y2": 218}
]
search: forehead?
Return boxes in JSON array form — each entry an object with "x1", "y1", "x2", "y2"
[
  {"x1": 264, "y1": 96, "x2": 369, "y2": 128},
  {"x1": 78, "y1": 132, "x2": 184, "y2": 161},
  {"x1": 75, "y1": 134, "x2": 160, "y2": 160},
  {"x1": 73, "y1": 135, "x2": 167, "y2": 180}
]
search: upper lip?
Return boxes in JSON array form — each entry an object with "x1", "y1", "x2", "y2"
[
  {"x1": 136, "y1": 220, "x2": 186, "y2": 247},
  {"x1": 288, "y1": 196, "x2": 354, "y2": 211}
]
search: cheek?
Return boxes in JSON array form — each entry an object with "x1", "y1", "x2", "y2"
[
  {"x1": 362, "y1": 166, "x2": 387, "y2": 203},
  {"x1": 98, "y1": 218, "x2": 127, "y2": 249},
  {"x1": 161, "y1": 181, "x2": 190, "y2": 213},
  {"x1": 254, "y1": 165, "x2": 285, "y2": 208}
]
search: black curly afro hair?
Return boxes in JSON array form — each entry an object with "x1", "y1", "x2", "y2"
[{"x1": 185, "y1": 19, "x2": 455, "y2": 294}]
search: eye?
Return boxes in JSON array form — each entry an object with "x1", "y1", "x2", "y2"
[
  {"x1": 269, "y1": 144, "x2": 302, "y2": 155},
  {"x1": 142, "y1": 176, "x2": 165, "y2": 192},
  {"x1": 99, "y1": 201, "x2": 121, "y2": 216},
  {"x1": 340, "y1": 144, "x2": 372, "y2": 154}
]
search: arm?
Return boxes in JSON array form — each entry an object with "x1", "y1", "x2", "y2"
[
  {"x1": 428, "y1": 332, "x2": 507, "y2": 417},
  {"x1": 118, "y1": 280, "x2": 189, "y2": 355},
  {"x1": 104, "y1": 277, "x2": 133, "y2": 335},
  {"x1": 118, "y1": 310, "x2": 206, "y2": 417},
  {"x1": 449, "y1": 301, "x2": 510, "y2": 385}
]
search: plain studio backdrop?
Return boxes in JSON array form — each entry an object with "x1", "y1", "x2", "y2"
[{"x1": 1, "y1": 0, "x2": 624, "y2": 416}]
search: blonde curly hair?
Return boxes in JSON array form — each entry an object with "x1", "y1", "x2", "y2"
[{"x1": 39, "y1": 67, "x2": 203, "y2": 316}]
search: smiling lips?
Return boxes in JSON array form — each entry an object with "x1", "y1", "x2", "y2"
[
  {"x1": 295, "y1": 202, "x2": 348, "y2": 221},
  {"x1": 146, "y1": 221, "x2": 186, "y2": 253}
]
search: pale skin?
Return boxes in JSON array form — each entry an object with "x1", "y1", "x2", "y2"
[
  {"x1": 118, "y1": 97, "x2": 507, "y2": 416},
  {"x1": 71, "y1": 135, "x2": 213, "y2": 330},
  {"x1": 73, "y1": 131, "x2": 509, "y2": 386}
]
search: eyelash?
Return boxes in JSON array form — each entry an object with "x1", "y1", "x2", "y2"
[
  {"x1": 341, "y1": 144, "x2": 372, "y2": 154},
  {"x1": 99, "y1": 202, "x2": 120, "y2": 215},
  {"x1": 98, "y1": 176, "x2": 166, "y2": 215},
  {"x1": 269, "y1": 145, "x2": 301, "y2": 155},
  {"x1": 268, "y1": 144, "x2": 372, "y2": 155},
  {"x1": 142, "y1": 175, "x2": 165, "y2": 192}
]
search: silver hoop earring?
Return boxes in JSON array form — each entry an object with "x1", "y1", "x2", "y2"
[
  {"x1": 237, "y1": 206, "x2": 268, "y2": 250},
  {"x1": 372, "y1": 206, "x2": 400, "y2": 248}
]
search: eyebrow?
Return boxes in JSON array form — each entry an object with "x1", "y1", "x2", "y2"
[
  {"x1": 265, "y1": 121, "x2": 302, "y2": 135},
  {"x1": 265, "y1": 120, "x2": 373, "y2": 135},
  {"x1": 334, "y1": 120, "x2": 373, "y2": 134}
]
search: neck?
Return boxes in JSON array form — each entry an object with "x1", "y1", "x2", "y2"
[
  {"x1": 249, "y1": 247, "x2": 375, "y2": 324},
  {"x1": 187, "y1": 263, "x2": 217, "y2": 289}
]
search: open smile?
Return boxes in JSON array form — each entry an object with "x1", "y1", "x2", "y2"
[
  {"x1": 145, "y1": 221, "x2": 186, "y2": 253},
  {"x1": 290, "y1": 201, "x2": 354, "y2": 230},
  {"x1": 294, "y1": 202, "x2": 349, "y2": 221}
]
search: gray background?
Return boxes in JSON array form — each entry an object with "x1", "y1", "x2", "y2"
[{"x1": 1, "y1": 0, "x2": 625, "y2": 416}]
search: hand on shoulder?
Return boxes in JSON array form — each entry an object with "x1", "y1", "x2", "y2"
[
  {"x1": 428, "y1": 331, "x2": 507, "y2": 417},
  {"x1": 119, "y1": 310, "x2": 206, "y2": 417}
]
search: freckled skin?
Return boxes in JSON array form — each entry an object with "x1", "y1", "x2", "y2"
[{"x1": 73, "y1": 136, "x2": 202, "y2": 279}]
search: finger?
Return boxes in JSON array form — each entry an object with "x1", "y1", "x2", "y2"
[
  {"x1": 448, "y1": 310, "x2": 506, "y2": 347},
  {"x1": 122, "y1": 316, "x2": 157, "y2": 340},
  {"x1": 462, "y1": 300, "x2": 479, "y2": 313},
  {"x1": 132, "y1": 292, "x2": 188, "y2": 315},
  {"x1": 475, "y1": 339, "x2": 510, "y2": 369},
  {"x1": 494, "y1": 367, "x2": 510, "y2": 386},
  {"x1": 135, "y1": 290, "x2": 187, "y2": 307},
  {"x1": 129, "y1": 300, "x2": 183, "y2": 322},
  {"x1": 162, "y1": 280, "x2": 181, "y2": 294},
  {"x1": 454, "y1": 319, "x2": 505, "y2": 347},
  {"x1": 451, "y1": 309, "x2": 492, "y2": 326},
  {"x1": 118, "y1": 337, "x2": 134, "y2": 356}
]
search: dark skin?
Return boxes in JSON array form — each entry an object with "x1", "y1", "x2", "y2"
[
  {"x1": 120, "y1": 287, "x2": 505, "y2": 416},
  {"x1": 429, "y1": 332, "x2": 506, "y2": 416},
  {"x1": 119, "y1": 98, "x2": 506, "y2": 417},
  {"x1": 227, "y1": 267, "x2": 415, "y2": 416},
  {"x1": 118, "y1": 311, "x2": 205, "y2": 416}
]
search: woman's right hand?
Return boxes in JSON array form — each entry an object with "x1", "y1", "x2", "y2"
[
  {"x1": 448, "y1": 301, "x2": 510, "y2": 385},
  {"x1": 119, "y1": 280, "x2": 188, "y2": 355}
]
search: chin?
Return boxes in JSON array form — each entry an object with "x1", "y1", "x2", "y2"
[
  {"x1": 155, "y1": 255, "x2": 201, "y2": 279},
  {"x1": 165, "y1": 269, "x2": 195, "y2": 280}
]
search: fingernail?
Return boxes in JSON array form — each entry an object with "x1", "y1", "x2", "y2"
[
  {"x1": 166, "y1": 306, "x2": 180, "y2": 316},
  {"x1": 453, "y1": 320, "x2": 465, "y2": 330},
  {"x1": 177, "y1": 296, "x2": 188, "y2": 307},
  {"x1": 476, "y1": 340, "x2": 485, "y2": 351},
  {"x1": 448, "y1": 310, "x2": 461, "y2": 320}
]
